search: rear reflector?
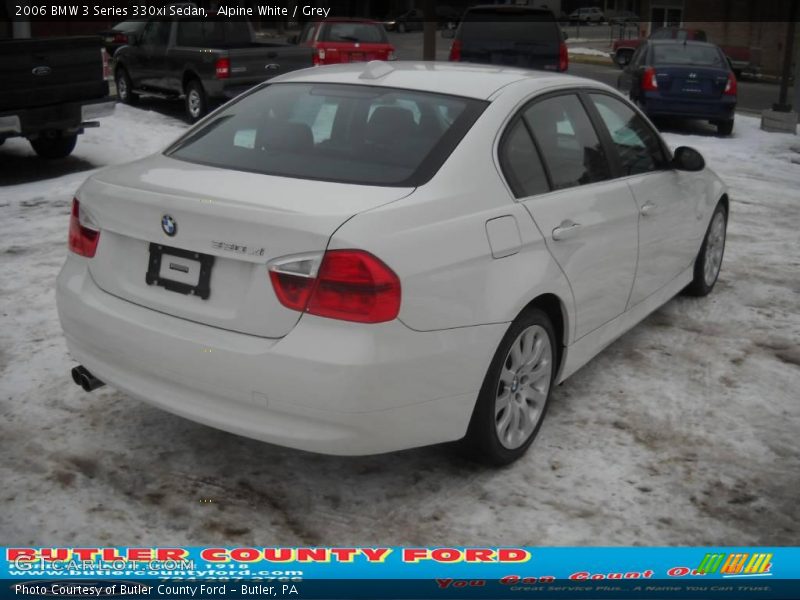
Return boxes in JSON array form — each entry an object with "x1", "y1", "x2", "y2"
[
  {"x1": 68, "y1": 199, "x2": 100, "y2": 258},
  {"x1": 269, "y1": 250, "x2": 401, "y2": 323}
]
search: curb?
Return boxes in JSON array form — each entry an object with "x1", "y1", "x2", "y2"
[{"x1": 568, "y1": 53, "x2": 615, "y2": 67}]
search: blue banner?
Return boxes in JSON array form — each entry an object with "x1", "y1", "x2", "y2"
[{"x1": 2, "y1": 547, "x2": 798, "y2": 598}]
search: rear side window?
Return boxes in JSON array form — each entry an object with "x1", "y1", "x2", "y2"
[
  {"x1": 523, "y1": 95, "x2": 611, "y2": 190},
  {"x1": 499, "y1": 119, "x2": 549, "y2": 198},
  {"x1": 166, "y1": 83, "x2": 487, "y2": 187},
  {"x1": 589, "y1": 94, "x2": 666, "y2": 175},
  {"x1": 652, "y1": 44, "x2": 726, "y2": 67},
  {"x1": 321, "y1": 22, "x2": 387, "y2": 43}
]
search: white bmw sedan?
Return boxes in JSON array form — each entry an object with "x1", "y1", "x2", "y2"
[{"x1": 57, "y1": 61, "x2": 728, "y2": 464}]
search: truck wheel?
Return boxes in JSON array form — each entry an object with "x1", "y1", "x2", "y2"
[
  {"x1": 716, "y1": 119, "x2": 734, "y2": 136},
  {"x1": 184, "y1": 79, "x2": 207, "y2": 122},
  {"x1": 30, "y1": 133, "x2": 78, "y2": 159},
  {"x1": 115, "y1": 67, "x2": 138, "y2": 105}
]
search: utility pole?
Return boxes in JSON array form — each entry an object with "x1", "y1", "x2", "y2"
[
  {"x1": 774, "y1": 2, "x2": 798, "y2": 112},
  {"x1": 422, "y1": 0, "x2": 436, "y2": 61}
]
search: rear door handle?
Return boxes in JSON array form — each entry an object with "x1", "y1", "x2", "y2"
[
  {"x1": 640, "y1": 202, "x2": 656, "y2": 216},
  {"x1": 552, "y1": 220, "x2": 581, "y2": 241}
]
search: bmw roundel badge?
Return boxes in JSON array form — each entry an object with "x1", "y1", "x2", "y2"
[{"x1": 161, "y1": 214, "x2": 177, "y2": 236}]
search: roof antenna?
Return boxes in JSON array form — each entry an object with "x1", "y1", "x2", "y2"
[{"x1": 359, "y1": 61, "x2": 394, "y2": 80}]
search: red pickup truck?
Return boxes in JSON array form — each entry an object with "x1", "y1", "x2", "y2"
[{"x1": 612, "y1": 28, "x2": 752, "y2": 75}]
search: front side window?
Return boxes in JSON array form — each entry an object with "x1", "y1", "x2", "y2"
[
  {"x1": 167, "y1": 83, "x2": 487, "y2": 187},
  {"x1": 589, "y1": 93, "x2": 666, "y2": 175},
  {"x1": 523, "y1": 94, "x2": 611, "y2": 190},
  {"x1": 499, "y1": 119, "x2": 549, "y2": 198}
]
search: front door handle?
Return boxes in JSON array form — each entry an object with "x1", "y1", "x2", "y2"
[
  {"x1": 640, "y1": 202, "x2": 656, "y2": 216},
  {"x1": 552, "y1": 220, "x2": 581, "y2": 241},
  {"x1": 265, "y1": 63, "x2": 280, "y2": 70}
]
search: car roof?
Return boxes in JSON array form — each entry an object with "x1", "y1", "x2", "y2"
[
  {"x1": 271, "y1": 61, "x2": 604, "y2": 101},
  {"x1": 649, "y1": 39, "x2": 718, "y2": 48}
]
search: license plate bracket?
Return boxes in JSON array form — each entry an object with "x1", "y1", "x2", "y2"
[{"x1": 145, "y1": 243, "x2": 214, "y2": 300}]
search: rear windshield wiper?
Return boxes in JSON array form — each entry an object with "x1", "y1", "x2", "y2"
[{"x1": 334, "y1": 35, "x2": 361, "y2": 42}]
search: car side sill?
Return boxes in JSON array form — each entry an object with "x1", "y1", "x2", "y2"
[{"x1": 557, "y1": 265, "x2": 694, "y2": 383}]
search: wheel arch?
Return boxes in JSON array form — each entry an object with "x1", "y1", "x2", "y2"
[
  {"x1": 182, "y1": 69, "x2": 201, "y2": 90},
  {"x1": 519, "y1": 292, "x2": 569, "y2": 376},
  {"x1": 718, "y1": 192, "x2": 729, "y2": 215}
]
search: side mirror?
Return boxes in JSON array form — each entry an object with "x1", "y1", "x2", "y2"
[
  {"x1": 441, "y1": 28, "x2": 455, "y2": 39},
  {"x1": 672, "y1": 146, "x2": 705, "y2": 171},
  {"x1": 288, "y1": 34, "x2": 299, "y2": 44}
]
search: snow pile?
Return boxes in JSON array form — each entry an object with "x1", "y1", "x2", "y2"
[
  {"x1": 0, "y1": 105, "x2": 798, "y2": 546},
  {"x1": 567, "y1": 46, "x2": 612, "y2": 57}
]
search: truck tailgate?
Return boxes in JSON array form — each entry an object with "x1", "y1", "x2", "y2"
[
  {"x1": 0, "y1": 36, "x2": 107, "y2": 112},
  {"x1": 227, "y1": 44, "x2": 313, "y2": 85}
]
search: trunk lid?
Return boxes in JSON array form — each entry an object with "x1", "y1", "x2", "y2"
[
  {"x1": 81, "y1": 154, "x2": 413, "y2": 338},
  {"x1": 656, "y1": 66, "x2": 730, "y2": 99}
]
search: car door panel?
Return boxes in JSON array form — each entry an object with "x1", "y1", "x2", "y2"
[
  {"x1": 585, "y1": 91, "x2": 699, "y2": 306},
  {"x1": 500, "y1": 93, "x2": 640, "y2": 340}
]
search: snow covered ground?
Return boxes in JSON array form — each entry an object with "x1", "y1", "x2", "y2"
[{"x1": 1, "y1": 104, "x2": 798, "y2": 546}]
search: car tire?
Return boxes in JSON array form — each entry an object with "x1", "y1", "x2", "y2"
[
  {"x1": 115, "y1": 67, "x2": 138, "y2": 105},
  {"x1": 716, "y1": 119, "x2": 734, "y2": 136},
  {"x1": 30, "y1": 133, "x2": 78, "y2": 159},
  {"x1": 462, "y1": 307, "x2": 557, "y2": 466},
  {"x1": 398, "y1": 22, "x2": 406, "y2": 33},
  {"x1": 684, "y1": 202, "x2": 727, "y2": 297},
  {"x1": 184, "y1": 79, "x2": 207, "y2": 122}
]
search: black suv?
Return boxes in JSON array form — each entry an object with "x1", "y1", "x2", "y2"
[{"x1": 444, "y1": 5, "x2": 567, "y2": 72}]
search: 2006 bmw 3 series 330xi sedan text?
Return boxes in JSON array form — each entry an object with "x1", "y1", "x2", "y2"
[{"x1": 57, "y1": 61, "x2": 729, "y2": 465}]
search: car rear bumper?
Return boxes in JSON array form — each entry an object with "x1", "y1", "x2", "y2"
[
  {"x1": 641, "y1": 94, "x2": 736, "y2": 120},
  {"x1": 56, "y1": 255, "x2": 503, "y2": 455}
]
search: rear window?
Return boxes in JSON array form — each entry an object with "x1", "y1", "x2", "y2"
[
  {"x1": 652, "y1": 44, "x2": 726, "y2": 67},
  {"x1": 176, "y1": 20, "x2": 252, "y2": 47},
  {"x1": 166, "y1": 83, "x2": 487, "y2": 187},
  {"x1": 321, "y1": 22, "x2": 387, "y2": 43},
  {"x1": 459, "y1": 10, "x2": 558, "y2": 44}
]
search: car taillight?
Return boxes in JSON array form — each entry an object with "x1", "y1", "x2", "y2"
[
  {"x1": 641, "y1": 67, "x2": 658, "y2": 91},
  {"x1": 449, "y1": 39, "x2": 462, "y2": 62},
  {"x1": 113, "y1": 32, "x2": 127, "y2": 44},
  {"x1": 269, "y1": 250, "x2": 401, "y2": 324},
  {"x1": 724, "y1": 72, "x2": 737, "y2": 96},
  {"x1": 558, "y1": 41, "x2": 569, "y2": 72},
  {"x1": 215, "y1": 57, "x2": 230, "y2": 79},
  {"x1": 68, "y1": 199, "x2": 100, "y2": 258}
]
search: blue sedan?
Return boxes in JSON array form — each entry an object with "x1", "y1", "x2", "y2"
[{"x1": 618, "y1": 40, "x2": 737, "y2": 135}]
